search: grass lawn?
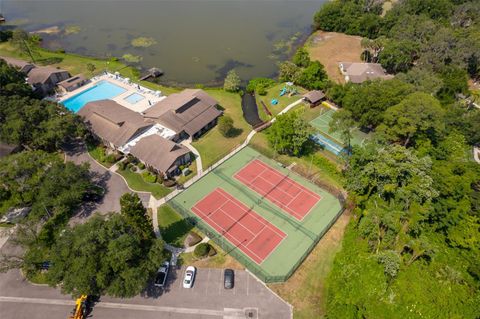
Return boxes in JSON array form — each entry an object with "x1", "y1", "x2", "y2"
[
  {"x1": 305, "y1": 31, "x2": 363, "y2": 84},
  {"x1": 0, "y1": 42, "x2": 138, "y2": 79},
  {"x1": 117, "y1": 168, "x2": 171, "y2": 199},
  {"x1": 176, "y1": 161, "x2": 197, "y2": 185},
  {"x1": 178, "y1": 241, "x2": 243, "y2": 269},
  {"x1": 26, "y1": 271, "x2": 49, "y2": 285},
  {"x1": 269, "y1": 211, "x2": 351, "y2": 319},
  {"x1": 192, "y1": 88, "x2": 251, "y2": 170},
  {"x1": 86, "y1": 143, "x2": 115, "y2": 168},
  {"x1": 248, "y1": 132, "x2": 344, "y2": 190},
  {"x1": 256, "y1": 83, "x2": 306, "y2": 119},
  {"x1": 157, "y1": 204, "x2": 193, "y2": 247}
]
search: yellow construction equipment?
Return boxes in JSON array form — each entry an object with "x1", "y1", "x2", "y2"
[{"x1": 68, "y1": 295, "x2": 88, "y2": 319}]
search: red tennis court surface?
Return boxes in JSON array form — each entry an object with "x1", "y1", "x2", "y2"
[
  {"x1": 234, "y1": 159, "x2": 321, "y2": 220},
  {"x1": 191, "y1": 188, "x2": 286, "y2": 264}
]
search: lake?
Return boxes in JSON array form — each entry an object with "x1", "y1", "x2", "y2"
[{"x1": 3, "y1": 0, "x2": 326, "y2": 85}]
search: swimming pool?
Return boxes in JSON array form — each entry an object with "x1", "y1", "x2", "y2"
[
  {"x1": 124, "y1": 93, "x2": 145, "y2": 104},
  {"x1": 62, "y1": 80, "x2": 127, "y2": 112}
]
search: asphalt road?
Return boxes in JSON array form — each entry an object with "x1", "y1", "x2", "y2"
[{"x1": 0, "y1": 266, "x2": 291, "y2": 319}]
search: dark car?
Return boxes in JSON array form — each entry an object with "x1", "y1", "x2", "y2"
[{"x1": 224, "y1": 269, "x2": 234, "y2": 289}]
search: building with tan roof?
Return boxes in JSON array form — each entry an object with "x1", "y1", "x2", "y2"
[
  {"x1": 26, "y1": 66, "x2": 70, "y2": 95},
  {"x1": 78, "y1": 100, "x2": 154, "y2": 149},
  {"x1": 129, "y1": 135, "x2": 191, "y2": 177},
  {"x1": 143, "y1": 89, "x2": 222, "y2": 140},
  {"x1": 0, "y1": 56, "x2": 35, "y2": 74},
  {"x1": 339, "y1": 62, "x2": 393, "y2": 83}
]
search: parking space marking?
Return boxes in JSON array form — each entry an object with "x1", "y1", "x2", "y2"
[
  {"x1": 246, "y1": 274, "x2": 249, "y2": 296},
  {"x1": 206, "y1": 268, "x2": 211, "y2": 295}
]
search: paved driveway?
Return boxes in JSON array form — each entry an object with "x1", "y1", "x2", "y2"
[
  {"x1": 0, "y1": 267, "x2": 291, "y2": 319},
  {"x1": 64, "y1": 143, "x2": 150, "y2": 218}
]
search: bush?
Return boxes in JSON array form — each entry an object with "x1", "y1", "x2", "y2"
[
  {"x1": 118, "y1": 161, "x2": 127, "y2": 171},
  {"x1": 105, "y1": 154, "x2": 117, "y2": 164},
  {"x1": 194, "y1": 243, "x2": 210, "y2": 258},
  {"x1": 163, "y1": 179, "x2": 176, "y2": 187},
  {"x1": 218, "y1": 115, "x2": 234, "y2": 137},
  {"x1": 138, "y1": 162, "x2": 145, "y2": 170},
  {"x1": 293, "y1": 47, "x2": 311, "y2": 67},
  {"x1": 186, "y1": 232, "x2": 202, "y2": 247},
  {"x1": 142, "y1": 172, "x2": 156, "y2": 183},
  {"x1": 246, "y1": 78, "x2": 276, "y2": 95},
  {"x1": 156, "y1": 174, "x2": 164, "y2": 184},
  {"x1": 131, "y1": 165, "x2": 137, "y2": 172}
]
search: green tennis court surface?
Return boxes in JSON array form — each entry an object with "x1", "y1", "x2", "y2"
[
  {"x1": 169, "y1": 147, "x2": 343, "y2": 282},
  {"x1": 310, "y1": 108, "x2": 371, "y2": 147}
]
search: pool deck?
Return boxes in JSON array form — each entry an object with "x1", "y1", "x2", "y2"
[{"x1": 58, "y1": 72, "x2": 166, "y2": 113}]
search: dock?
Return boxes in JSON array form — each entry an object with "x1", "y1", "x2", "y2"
[{"x1": 139, "y1": 67, "x2": 164, "y2": 81}]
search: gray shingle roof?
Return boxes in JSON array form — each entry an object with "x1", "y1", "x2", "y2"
[
  {"x1": 129, "y1": 134, "x2": 190, "y2": 173},
  {"x1": 303, "y1": 90, "x2": 326, "y2": 104},
  {"x1": 144, "y1": 89, "x2": 222, "y2": 136},
  {"x1": 0, "y1": 56, "x2": 35, "y2": 74},
  {"x1": 78, "y1": 100, "x2": 154, "y2": 148},
  {"x1": 26, "y1": 66, "x2": 69, "y2": 85},
  {"x1": 339, "y1": 62, "x2": 393, "y2": 83}
]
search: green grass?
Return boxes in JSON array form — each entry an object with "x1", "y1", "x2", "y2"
[
  {"x1": 256, "y1": 83, "x2": 307, "y2": 119},
  {"x1": 117, "y1": 168, "x2": 171, "y2": 199},
  {"x1": 157, "y1": 204, "x2": 194, "y2": 247},
  {"x1": 26, "y1": 271, "x2": 49, "y2": 285},
  {"x1": 86, "y1": 143, "x2": 114, "y2": 168},
  {"x1": 176, "y1": 161, "x2": 197, "y2": 185},
  {"x1": 171, "y1": 146, "x2": 343, "y2": 280},
  {"x1": 192, "y1": 89, "x2": 251, "y2": 169},
  {"x1": 0, "y1": 41, "x2": 138, "y2": 78},
  {"x1": 0, "y1": 222, "x2": 14, "y2": 228}
]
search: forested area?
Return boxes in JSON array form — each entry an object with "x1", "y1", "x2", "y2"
[
  {"x1": 314, "y1": 1, "x2": 480, "y2": 318},
  {"x1": 0, "y1": 60, "x2": 165, "y2": 297}
]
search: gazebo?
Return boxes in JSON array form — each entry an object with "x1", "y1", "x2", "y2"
[{"x1": 303, "y1": 90, "x2": 326, "y2": 107}]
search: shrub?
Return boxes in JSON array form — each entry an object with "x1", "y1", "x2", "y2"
[
  {"x1": 293, "y1": 47, "x2": 311, "y2": 67},
  {"x1": 105, "y1": 154, "x2": 116, "y2": 164},
  {"x1": 131, "y1": 166, "x2": 137, "y2": 172},
  {"x1": 163, "y1": 179, "x2": 176, "y2": 187},
  {"x1": 118, "y1": 161, "x2": 126, "y2": 171},
  {"x1": 179, "y1": 165, "x2": 185, "y2": 171},
  {"x1": 138, "y1": 162, "x2": 145, "y2": 170},
  {"x1": 114, "y1": 153, "x2": 123, "y2": 161},
  {"x1": 142, "y1": 172, "x2": 156, "y2": 183},
  {"x1": 194, "y1": 243, "x2": 210, "y2": 258},
  {"x1": 156, "y1": 174, "x2": 164, "y2": 184},
  {"x1": 218, "y1": 115, "x2": 234, "y2": 137},
  {"x1": 186, "y1": 232, "x2": 202, "y2": 247},
  {"x1": 246, "y1": 78, "x2": 276, "y2": 95}
]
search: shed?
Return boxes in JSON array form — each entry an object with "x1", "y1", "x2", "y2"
[{"x1": 303, "y1": 90, "x2": 326, "y2": 107}]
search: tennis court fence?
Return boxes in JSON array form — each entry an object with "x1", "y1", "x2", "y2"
[{"x1": 168, "y1": 198, "x2": 345, "y2": 283}]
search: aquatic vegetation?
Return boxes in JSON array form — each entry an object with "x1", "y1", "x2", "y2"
[
  {"x1": 64, "y1": 25, "x2": 82, "y2": 35},
  {"x1": 131, "y1": 37, "x2": 157, "y2": 48},
  {"x1": 122, "y1": 54, "x2": 143, "y2": 63}
]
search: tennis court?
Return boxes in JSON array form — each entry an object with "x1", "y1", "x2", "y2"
[
  {"x1": 310, "y1": 108, "x2": 370, "y2": 147},
  {"x1": 169, "y1": 147, "x2": 343, "y2": 282},
  {"x1": 234, "y1": 159, "x2": 321, "y2": 220},
  {"x1": 191, "y1": 188, "x2": 286, "y2": 264}
]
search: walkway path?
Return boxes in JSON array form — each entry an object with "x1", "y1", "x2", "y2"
[
  {"x1": 474, "y1": 147, "x2": 480, "y2": 164},
  {"x1": 181, "y1": 141, "x2": 203, "y2": 175}
]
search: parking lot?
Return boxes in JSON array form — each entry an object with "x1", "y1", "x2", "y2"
[{"x1": 0, "y1": 266, "x2": 291, "y2": 319}]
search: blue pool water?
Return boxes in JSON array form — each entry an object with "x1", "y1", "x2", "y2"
[
  {"x1": 124, "y1": 93, "x2": 145, "y2": 104},
  {"x1": 311, "y1": 134, "x2": 346, "y2": 156},
  {"x1": 62, "y1": 80, "x2": 127, "y2": 112}
]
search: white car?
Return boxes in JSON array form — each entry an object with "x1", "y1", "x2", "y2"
[{"x1": 182, "y1": 266, "x2": 196, "y2": 288}]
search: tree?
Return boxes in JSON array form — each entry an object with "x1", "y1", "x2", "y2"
[
  {"x1": 378, "y1": 92, "x2": 445, "y2": 147},
  {"x1": 379, "y1": 39, "x2": 418, "y2": 73},
  {"x1": 10, "y1": 29, "x2": 38, "y2": 62},
  {"x1": 86, "y1": 63, "x2": 96, "y2": 74},
  {"x1": 223, "y1": 69, "x2": 241, "y2": 92},
  {"x1": 46, "y1": 194, "x2": 165, "y2": 298},
  {"x1": 278, "y1": 61, "x2": 301, "y2": 83},
  {"x1": 342, "y1": 79, "x2": 414, "y2": 129},
  {"x1": 329, "y1": 109, "x2": 355, "y2": 148},
  {"x1": 266, "y1": 110, "x2": 313, "y2": 156},
  {"x1": 292, "y1": 47, "x2": 310, "y2": 67},
  {"x1": 295, "y1": 61, "x2": 329, "y2": 90},
  {"x1": 395, "y1": 68, "x2": 444, "y2": 95},
  {"x1": 218, "y1": 115, "x2": 234, "y2": 137},
  {"x1": 0, "y1": 59, "x2": 32, "y2": 97},
  {"x1": 246, "y1": 77, "x2": 275, "y2": 95}
]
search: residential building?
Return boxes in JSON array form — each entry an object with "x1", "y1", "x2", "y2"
[
  {"x1": 143, "y1": 89, "x2": 222, "y2": 140},
  {"x1": 58, "y1": 74, "x2": 89, "y2": 93},
  {"x1": 78, "y1": 100, "x2": 154, "y2": 149},
  {"x1": 26, "y1": 66, "x2": 70, "y2": 96},
  {"x1": 0, "y1": 56, "x2": 35, "y2": 74},
  {"x1": 339, "y1": 62, "x2": 393, "y2": 83},
  {"x1": 129, "y1": 134, "x2": 191, "y2": 178},
  {"x1": 303, "y1": 90, "x2": 326, "y2": 107}
]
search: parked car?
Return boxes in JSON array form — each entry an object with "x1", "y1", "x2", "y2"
[
  {"x1": 224, "y1": 269, "x2": 234, "y2": 289},
  {"x1": 183, "y1": 266, "x2": 196, "y2": 288},
  {"x1": 154, "y1": 261, "x2": 170, "y2": 288}
]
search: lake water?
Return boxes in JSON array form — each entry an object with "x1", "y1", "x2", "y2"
[{"x1": 3, "y1": 0, "x2": 326, "y2": 85}]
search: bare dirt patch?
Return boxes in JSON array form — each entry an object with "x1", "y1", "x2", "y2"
[
  {"x1": 268, "y1": 209, "x2": 352, "y2": 319},
  {"x1": 306, "y1": 31, "x2": 363, "y2": 84}
]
